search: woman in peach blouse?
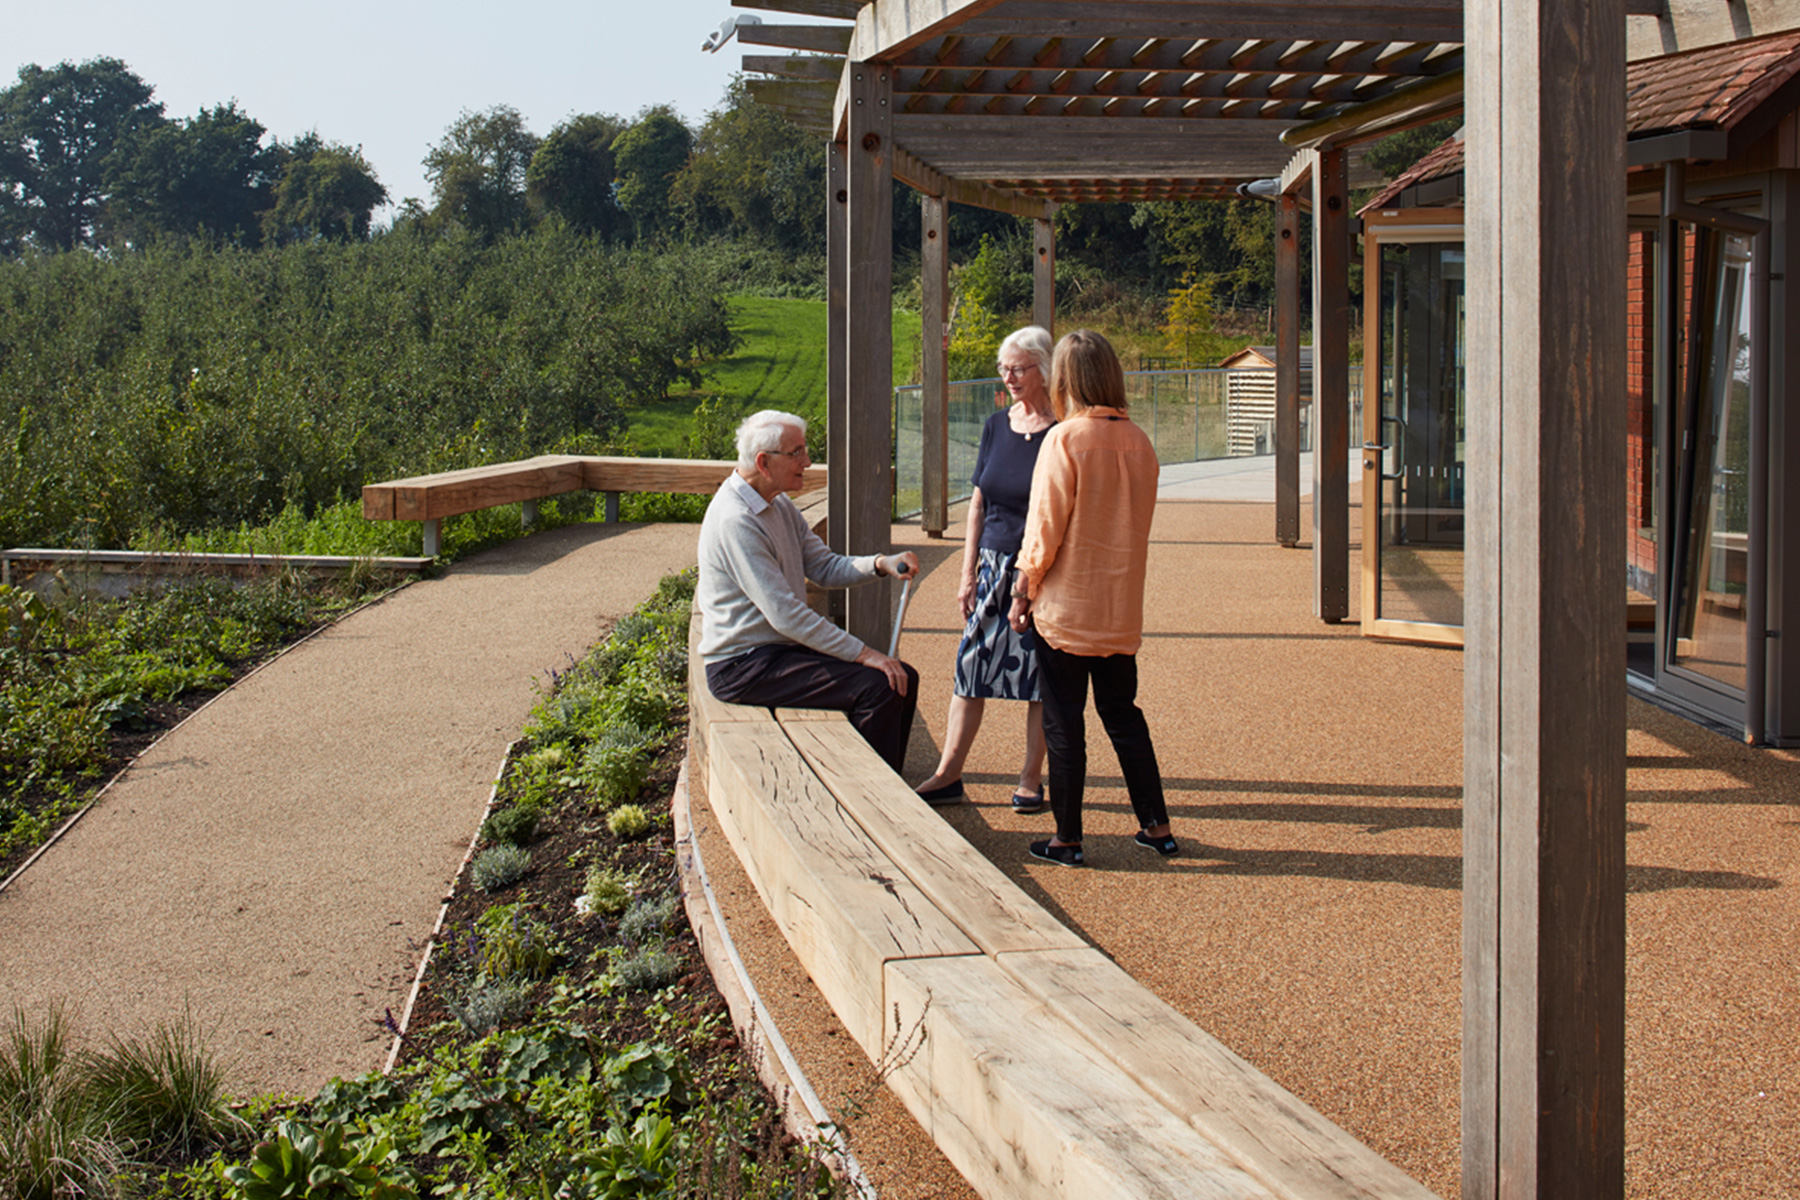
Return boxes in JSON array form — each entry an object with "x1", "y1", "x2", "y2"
[{"x1": 1007, "y1": 329, "x2": 1176, "y2": 866}]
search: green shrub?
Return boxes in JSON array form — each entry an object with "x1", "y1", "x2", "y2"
[
  {"x1": 219, "y1": 1118, "x2": 416, "y2": 1200},
  {"x1": 579, "y1": 867, "x2": 632, "y2": 918},
  {"x1": 469, "y1": 844, "x2": 531, "y2": 893},
  {"x1": 479, "y1": 804, "x2": 540, "y2": 847},
  {"x1": 84, "y1": 1010, "x2": 241, "y2": 1160},
  {"x1": 607, "y1": 804, "x2": 654, "y2": 840},
  {"x1": 0, "y1": 1005, "x2": 123, "y2": 1200},
  {"x1": 618, "y1": 894, "x2": 679, "y2": 944},
  {"x1": 474, "y1": 902, "x2": 557, "y2": 981},
  {"x1": 445, "y1": 979, "x2": 533, "y2": 1035},
  {"x1": 612, "y1": 945, "x2": 683, "y2": 993}
]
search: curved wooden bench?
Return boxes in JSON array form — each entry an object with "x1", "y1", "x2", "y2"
[
  {"x1": 686, "y1": 615, "x2": 1439, "y2": 1200},
  {"x1": 363, "y1": 455, "x2": 827, "y2": 555}
]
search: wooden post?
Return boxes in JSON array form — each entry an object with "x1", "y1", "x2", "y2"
[
  {"x1": 844, "y1": 64, "x2": 895, "y2": 651},
  {"x1": 1276, "y1": 191, "x2": 1302, "y2": 547},
  {"x1": 1033, "y1": 215, "x2": 1056, "y2": 336},
  {"x1": 922, "y1": 193, "x2": 950, "y2": 537},
  {"x1": 827, "y1": 140, "x2": 849, "y2": 626},
  {"x1": 1311, "y1": 149, "x2": 1350, "y2": 621},
  {"x1": 1463, "y1": 0, "x2": 1627, "y2": 1193}
]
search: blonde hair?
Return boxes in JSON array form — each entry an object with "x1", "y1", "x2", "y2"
[{"x1": 1049, "y1": 329, "x2": 1126, "y2": 420}]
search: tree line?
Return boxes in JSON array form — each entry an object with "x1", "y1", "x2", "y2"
[{"x1": 1, "y1": 56, "x2": 1445, "y2": 299}]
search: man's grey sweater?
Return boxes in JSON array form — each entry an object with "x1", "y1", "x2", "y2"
[{"x1": 697, "y1": 473, "x2": 880, "y2": 666}]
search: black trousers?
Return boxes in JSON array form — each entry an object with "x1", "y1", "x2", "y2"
[
  {"x1": 706, "y1": 643, "x2": 919, "y2": 775},
  {"x1": 1032, "y1": 634, "x2": 1168, "y2": 845}
]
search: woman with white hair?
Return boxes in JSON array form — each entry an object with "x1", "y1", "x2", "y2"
[{"x1": 914, "y1": 326, "x2": 1055, "y2": 811}]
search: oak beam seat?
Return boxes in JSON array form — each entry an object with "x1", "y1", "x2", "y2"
[
  {"x1": 707, "y1": 720, "x2": 981, "y2": 1054},
  {"x1": 691, "y1": 635, "x2": 1438, "y2": 1198},
  {"x1": 363, "y1": 455, "x2": 826, "y2": 555}
]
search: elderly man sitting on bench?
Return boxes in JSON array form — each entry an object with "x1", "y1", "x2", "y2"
[{"x1": 697, "y1": 410, "x2": 921, "y2": 774}]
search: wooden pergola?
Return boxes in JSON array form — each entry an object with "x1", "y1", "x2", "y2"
[{"x1": 731, "y1": 1, "x2": 1646, "y2": 1195}]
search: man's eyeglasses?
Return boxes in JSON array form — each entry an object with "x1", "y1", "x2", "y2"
[
  {"x1": 999, "y1": 363, "x2": 1038, "y2": 379},
  {"x1": 765, "y1": 447, "x2": 808, "y2": 459}
]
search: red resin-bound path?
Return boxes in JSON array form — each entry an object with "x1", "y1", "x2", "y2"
[{"x1": 0, "y1": 522, "x2": 698, "y2": 1096}]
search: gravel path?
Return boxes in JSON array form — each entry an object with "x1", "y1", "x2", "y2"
[
  {"x1": 0, "y1": 522, "x2": 700, "y2": 1097},
  {"x1": 870, "y1": 499, "x2": 1799, "y2": 1199}
]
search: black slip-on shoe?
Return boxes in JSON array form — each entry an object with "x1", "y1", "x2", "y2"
[
  {"x1": 916, "y1": 780, "x2": 965, "y2": 806},
  {"x1": 1010, "y1": 786, "x2": 1046, "y2": 814},
  {"x1": 1134, "y1": 830, "x2": 1179, "y2": 856},
  {"x1": 1029, "y1": 839, "x2": 1084, "y2": 866}
]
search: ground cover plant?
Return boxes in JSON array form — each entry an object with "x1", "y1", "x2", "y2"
[
  {"x1": 0, "y1": 570, "x2": 397, "y2": 880},
  {"x1": 100, "y1": 567, "x2": 842, "y2": 1200}
]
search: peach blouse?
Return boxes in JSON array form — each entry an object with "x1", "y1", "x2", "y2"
[{"x1": 1015, "y1": 406, "x2": 1159, "y2": 657}]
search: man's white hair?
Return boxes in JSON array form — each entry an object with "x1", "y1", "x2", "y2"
[{"x1": 736, "y1": 410, "x2": 806, "y2": 471}]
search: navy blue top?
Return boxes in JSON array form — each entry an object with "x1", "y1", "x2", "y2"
[{"x1": 970, "y1": 408, "x2": 1053, "y2": 553}]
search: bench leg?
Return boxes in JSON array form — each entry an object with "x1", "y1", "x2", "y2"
[
  {"x1": 522, "y1": 498, "x2": 539, "y2": 531},
  {"x1": 422, "y1": 519, "x2": 441, "y2": 558},
  {"x1": 605, "y1": 492, "x2": 620, "y2": 523}
]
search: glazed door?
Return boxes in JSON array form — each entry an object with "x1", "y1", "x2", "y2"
[
  {"x1": 1361, "y1": 234, "x2": 1467, "y2": 645},
  {"x1": 1659, "y1": 227, "x2": 1755, "y2": 719}
]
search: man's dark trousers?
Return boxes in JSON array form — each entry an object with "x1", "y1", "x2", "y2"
[{"x1": 706, "y1": 643, "x2": 919, "y2": 774}]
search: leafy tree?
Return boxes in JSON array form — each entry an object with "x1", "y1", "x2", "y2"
[
  {"x1": 262, "y1": 135, "x2": 387, "y2": 242},
  {"x1": 0, "y1": 57, "x2": 166, "y2": 251},
  {"x1": 424, "y1": 106, "x2": 540, "y2": 239},
  {"x1": 106, "y1": 102, "x2": 279, "y2": 247},
  {"x1": 1161, "y1": 272, "x2": 1215, "y2": 366},
  {"x1": 612, "y1": 108, "x2": 692, "y2": 242},
  {"x1": 527, "y1": 113, "x2": 629, "y2": 239},
  {"x1": 673, "y1": 78, "x2": 820, "y2": 252}
]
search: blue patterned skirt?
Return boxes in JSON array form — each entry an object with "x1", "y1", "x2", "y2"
[{"x1": 952, "y1": 548, "x2": 1042, "y2": 701}]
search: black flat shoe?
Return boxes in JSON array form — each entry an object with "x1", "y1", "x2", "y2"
[
  {"x1": 916, "y1": 780, "x2": 965, "y2": 806},
  {"x1": 1029, "y1": 839, "x2": 1083, "y2": 866},
  {"x1": 1134, "y1": 830, "x2": 1179, "y2": 856},
  {"x1": 1010, "y1": 786, "x2": 1046, "y2": 814}
]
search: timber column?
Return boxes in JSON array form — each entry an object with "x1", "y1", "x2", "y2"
[
  {"x1": 826, "y1": 140, "x2": 849, "y2": 626},
  {"x1": 1276, "y1": 191, "x2": 1302, "y2": 547},
  {"x1": 1311, "y1": 148, "x2": 1350, "y2": 620},
  {"x1": 921, "y1": 193, "x2": 950, "y2": 537},
  {"x1": 1033, "y1": 215, "x2": 1056, "y2": 335},
  {"x1": 1463, "y1": 0, "x2": 1627, "y2": 1195},
  {"x1": 843, "y1": 63, "x2": 895, "y2": 649}
]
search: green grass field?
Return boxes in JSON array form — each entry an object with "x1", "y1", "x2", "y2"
[{"x1": 627, "y1": 295, "x2": 919, "y2": 455}]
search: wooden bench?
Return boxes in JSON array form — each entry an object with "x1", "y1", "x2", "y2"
[
  {"x1": 688, "y1": 652, "x2": 1440, "y2": 1200},
  {"x1": 362, "y1": 455, "x2": 827, "y2": 556}
]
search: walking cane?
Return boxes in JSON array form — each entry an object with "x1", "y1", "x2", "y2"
[{"x1": 887, "y1": 559, "x2": 915, "y2": 658}]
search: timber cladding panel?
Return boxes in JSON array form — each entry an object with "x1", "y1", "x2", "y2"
[{"x1": 689, "y1": 670, "x2": 1442, "y2": 1198}]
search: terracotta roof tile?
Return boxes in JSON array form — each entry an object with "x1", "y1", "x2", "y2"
[{"x1": 1359, "y1": 28, "x2": 1800, "y2": 213}]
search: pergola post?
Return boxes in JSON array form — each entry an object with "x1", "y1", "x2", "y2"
[
  {"x1": 1276, "y1": 191, "x2": 1302, "y2": 548},
  {"x1": 1033, "y1": 215, "x2": 1056, "y2": 335},
  {"x1": 1311, "y1": 148, "x2": 1350, "y2": 621},
  {"x1": 844, "y1": 63, "x2": 896, "y2": 650},
  {"x1": 921, "y1": 193, "x2": 950, "y2": 537},
  {"x1": 826, "y1": 140, "x2": 849, "y2": 626},
  {"x1": 1463, "y1": 0, "x2": 1628, "y2": 1195}
]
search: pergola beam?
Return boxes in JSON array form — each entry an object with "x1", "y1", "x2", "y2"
[{"x1": 894, "y1": 146, "x2": 1055, "y2": 218}]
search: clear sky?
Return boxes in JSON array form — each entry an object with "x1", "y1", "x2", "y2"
[{"x1": 9, "y1": 0, "x2": 832, "y2": 217}]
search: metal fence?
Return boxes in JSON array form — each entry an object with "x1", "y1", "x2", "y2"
[{"x1": 893, "y1": 367, "x2": 1362, "y2": 519}]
